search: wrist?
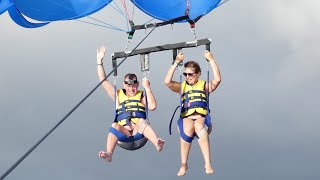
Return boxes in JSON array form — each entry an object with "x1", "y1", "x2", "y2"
[
  {"x1": 97, "y1": 58, "x2": 103, "y2": 63},
  {"x1": 172, "y1": 61, "x2": 179, "y2": 67},
  {"x1": 145, "y1": 88, "x2": 152, "y2": 92}
]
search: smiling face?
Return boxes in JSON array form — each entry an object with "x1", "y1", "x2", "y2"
[
  {"x1": 184, "y1": 67, "x2": 200, "y2": 86},
  {"x1": 184, "y1": 61, "x2": 201, "y2": 86},
  {"x1": 123, "y1": 73, "x2": 139, "y2": 97}
]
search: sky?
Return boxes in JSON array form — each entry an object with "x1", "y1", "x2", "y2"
[{"x1": 1, "y1": 0, "x2": 320, "y2": 179}]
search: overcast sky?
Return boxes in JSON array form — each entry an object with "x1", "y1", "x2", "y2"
[{"x1": 1, "y1": 0, "x2": 320, "y2": 180}]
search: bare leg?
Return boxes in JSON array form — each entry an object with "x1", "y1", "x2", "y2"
[
  {"x1": 177, "y1": 138, "x2": 191, "y2": 176},
  {"x1": 99, "y1": 123, "x2": 130, "y2": 162},
  {"x1": 177, "y1": 118, "x2": 194, "y2": 176},
  {"x1": 195, "y1": 120, "x2": 214, "y2": 174},
  {"x1": 135, "y1": 118, "x2": 164, "y2": 152},
  {"x1": 98, "y1": 132, "x2": 117, "y2": 162},
  {"x1": 197, "y1": 134, "x2": 214, "y2": 174}
]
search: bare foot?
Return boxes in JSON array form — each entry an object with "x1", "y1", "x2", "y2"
[
  {"x1": 98, "y1": 151, "x2": 112, "y2": 162},
  {"x1": 177, "y1": 163, "x2": 188, "y2": 176},
  {"x1": 205, "y1": 164, "x2": 214, "y2": 174},
  {"x1": 156, "y1": 138, "x2": 165, "y2": 152}
]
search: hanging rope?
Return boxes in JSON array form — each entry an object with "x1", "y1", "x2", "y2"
[
  {"x1": 121, "y1": 0, "x2": 132, "y2": 21},
  {"x1": 0, "y1": 26, "x2": 157, "y2": 180},
  {"x1": 75, "y1": 19, "x2": 126, "y2": 32}
]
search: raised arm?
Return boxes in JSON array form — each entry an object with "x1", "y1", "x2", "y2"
[
  {"x1": 141, "y1": 77, "x2": 157, "y2": 111},
  {"x1": 164, "y1": 52, "x2": 184, "y2": 93},
  {"x1": 204, "y1": 50, "x2": 221, "y2": 93},
  {"x1": 97, "y1": 46, "x2": 115, "y2": 101}
]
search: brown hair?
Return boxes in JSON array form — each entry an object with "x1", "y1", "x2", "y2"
[
  {"x1": 184, "y1": 61, "x2": 201, "y2": 73},
  {"x1": 124, "y1": 73, "x2": 137, "y2": 81}
]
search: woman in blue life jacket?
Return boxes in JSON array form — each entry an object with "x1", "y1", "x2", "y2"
[
  {"x1": 96, "y1": 46, "x2": 165, "y2": 162},
  {"x1": 164, "y1": 50, "x2": 221, "y2": 176}
]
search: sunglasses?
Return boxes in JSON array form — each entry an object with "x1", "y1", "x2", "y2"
[
  {"x1": 124, "y1": 79, "x2": 138, "y2": 85},
  {"x1": 183, "y1": 72, "x2": 196, "y2": 77}
]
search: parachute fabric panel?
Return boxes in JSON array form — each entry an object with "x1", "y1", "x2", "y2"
[
  {"x1": 12, "y1": 0, "x2": 112, "y2": 21},
  {"x1": 131, "y1": 0, "x2": 222, "y2": 21},
  {"x1": 8, "y1": 5, "x2": 49, "y2": 28},
  {"x1": 0, "y1": 0, "x2": 13, "y2": 15}
]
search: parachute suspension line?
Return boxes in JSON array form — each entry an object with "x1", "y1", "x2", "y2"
[
  {"x1": 109, "y1": 1, "x2": 129, "y2": 31},
  {"x1": 113, "y1": 76, "x2": 117, "y2": 118},
  {"x1": 87, "y1": 16, "x2": 127, "y2": 31},
  {"x1": 0, "y1": 26, "x2": 156, "y2": 180},
  {"x1": 122, "y1": 0, "x2": 136, "y2": 53},
  {"x1": 205, "y1": 44, "x2": 211, "y2": 107},
  {"x1": 112, "y1": 56, "x2": 118, "y2": 118},
  {"x1": 168, "y1": 48, "x2": 183, "y2": 135},
  {"x1": 109, "y1": 1, "x2": 125, "y2": 16},
  {"x1": 131, "y1": 1, "x2": 135, "y2": 22},
  {"x1": 75, "y1": 19, "x2": 126, "y2": 32},
  {"x1": 177, "y1": 50, "x2": 184, "y2": 120},
  {"x1": 186, "y1": 0, "x2": 191, "y2": 11},
  {"x1": 121, "y1": 0, "x2": 132, "y2": 21}
]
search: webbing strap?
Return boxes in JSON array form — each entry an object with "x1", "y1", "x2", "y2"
[{"x1": 144, "y1": 89, "x2": 149, "y2": 118}]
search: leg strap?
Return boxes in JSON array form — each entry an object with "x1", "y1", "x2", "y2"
[
  {"x1": 109, "y1": 127, "x2": 133, "y2": 142},
  {"x1": 177, "y1": 118, "x2": 194, "y2": 143}
]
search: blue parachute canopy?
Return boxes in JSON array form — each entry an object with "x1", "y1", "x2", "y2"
[
  {"x1": 0, "y1": 0, "x2": 13, "y2": 15},
  {"x1": 131, "y1": 0, "x2": 222, "y2": 21},
  {"x1": 12, "y1": 0, "x2": 112, "y2": 21},
  {"x1": 2, "y1": 0, "x2": 224, "y2": 28}
]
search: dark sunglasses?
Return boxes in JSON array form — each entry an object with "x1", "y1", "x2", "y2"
[
  {"x1": 124, "y1": 79, "x2": 138, "y2": 85},
  {"x1": 183, "y1": 72, "x2": 195, "y2": 77}
]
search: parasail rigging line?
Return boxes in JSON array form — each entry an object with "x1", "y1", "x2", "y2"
[
  {"x1": 109, "y1": 1, "x2": 125, "y2": 16},
  {"x1": 75, "y1": 19, "x2": 126, "y2": 32},
  {"x1": 121, "y1": 0, "x2": 132, "y2": 21},
  {"x1": 49, "y1": 0, "x2": 130, "y2": 33},
  {"x1": 109, "y1": 1, "x2": 129, "y2": 31}
]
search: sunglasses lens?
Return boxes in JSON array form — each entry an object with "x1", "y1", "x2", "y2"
[{"x1": 183, "y1": 72, "x2": 194, "y2": 77}]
